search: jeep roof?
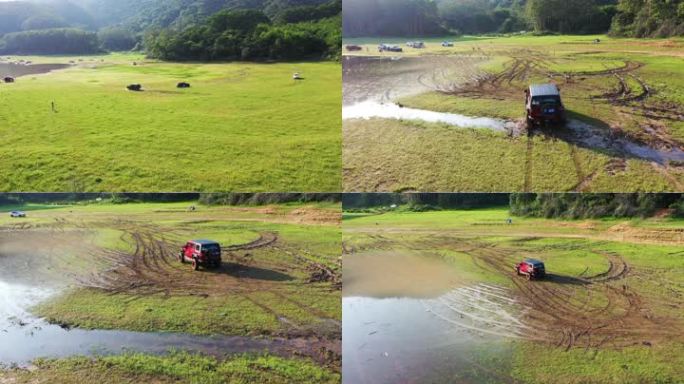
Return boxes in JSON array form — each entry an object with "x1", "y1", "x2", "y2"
[
  {"x1": 524, "y1": 258, "x2": 545, "y2": 266},
  {"x1": 529, "y1": 84, "x2": 559, "y2": 97},
  {"x1": 190, "y1": 239, "x2": 220, "y2": 246}
]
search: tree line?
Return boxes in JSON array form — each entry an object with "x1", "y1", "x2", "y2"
[
  {"x1": 343, "y1": 193, "x2": 684, "y2": 218},
  {"x1": 610, "y1": 0, "x2": 684, "y2": 37},
  {"x1": 144, "y1": 2, "x2": 341, "y2": 61},
  {"x1": 510, "y1": 193, "x2": 684, "y2": 218},
  {"x1": 343, "y1": 0, "x2": 682, "y2": 37},
  {"x1": 0, "y1": 193, "x2": 340, "y2": 206},
  {"x1": 343, "y1": 193, "x2": 510, "y2": 211},
  {"x1": 0, "y1": 0, "x2": 340, "y2": 59}
]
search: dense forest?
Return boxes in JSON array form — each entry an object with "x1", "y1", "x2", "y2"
[
  {"x1": 510, "y1": 193, "x2": 684, "y2": 218},
  {"x1": 343, "y1": 0, "x2": 683, "y2": 37},
  {"x1": 343, "y1": 193, "x2": 510, "y2": 211},
  {"x1": 343, "y1": 193, "x2": 684, "y2": 218},
  {"x1": 0, "y1": 0, "x2": 341, "y2": 59}
]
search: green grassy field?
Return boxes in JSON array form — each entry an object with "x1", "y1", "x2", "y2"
[
  {"x1": 343, "y1": 35, "x2": 684, "y2": 192},
  {"x1": 0, "y1": 53, "x2": 341, "y2": 191},
  {"x1": 1, "y1": 352, "x2": 340, "y2": 384},
  {"x1": 343, "y1": 207, "x2": 684, "y2": 383}
]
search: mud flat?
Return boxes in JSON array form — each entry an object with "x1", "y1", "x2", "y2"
[
  {"x1": 0, "y1": 62, "x2": 70, "y2": 78},
  {"x1": 0, "y1": 202, "x2": 342, "y2": 377},
  {"x1": 343, "y1": 206, "x2": 684, "y2": 383}
]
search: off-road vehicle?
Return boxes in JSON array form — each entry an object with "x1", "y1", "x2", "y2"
[
  {"x1": 178, "y1": 239, "x2": 222, "y2": 271},
  {"x1": 515, "y1": 258, "x2": 546, "y2": 280},
  {"x1": 378, "y1": 44, "x2": 403, "y2": 53},
  {"x1": 525, "y1": 84, "x2": 566, "y2": 126}
]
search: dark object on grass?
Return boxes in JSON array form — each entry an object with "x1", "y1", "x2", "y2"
[
  {"x1": 177, "y1": 82, "x2": 191, "y2": 88},
  {"x1": 3, "y1": 76, "x2": 15, "y2": 83},
  {"x1": 127, "y1": 84, "x2": 142, "y2": 91}
]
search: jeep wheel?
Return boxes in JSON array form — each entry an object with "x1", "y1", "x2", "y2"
[
  {"x1": 192, "y1": 259, "x2": 199, "y2": 271},
  {"x1": 178, "y1": 252, "x2": 185, "y2": 263},
  {"x1": 526, "y1": 273, "x2": 531, "y2": 281}
]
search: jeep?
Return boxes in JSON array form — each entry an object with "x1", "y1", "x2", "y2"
[
  {"x1": 178, "y1": 239, "x2": 222, "y2": 271},
  {"x1": 515, "y1": 258, "x2": 546, "y2": 280},
  {"x1": 525, "y1": 84, "x2": 566, "y2": 127}
]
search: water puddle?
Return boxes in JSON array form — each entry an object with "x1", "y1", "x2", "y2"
[
  {"x1": 0, "y1": 62, "x2": 70, "y2": 78},
  {"x1": 342, "y1": 101, "x2": 684, "y2": 164},
  {"x1": 0, "y1": 234, "x2": 333, "y2": 367},
  {"x1": 343, "y1": 250, "x2": 520, "y2": 383},
  {"x1": 0, "y1": 279, "x2": 329, "y2": 367},
  {"x1": 343, "y1": 251, "x2": 464, "y2": 298},
  {"x1": 566, "y1": 120, "x2": 684, "y2": 165},
  {"x1": 343, "y1": 101, "x2": 512, "y2": 132}
]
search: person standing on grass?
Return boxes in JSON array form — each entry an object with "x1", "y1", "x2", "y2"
[{"x1": 51, "y1": 101, "x2": 56, "y2": 113}]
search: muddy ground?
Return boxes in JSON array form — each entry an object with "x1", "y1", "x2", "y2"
[
  {"x1": 0, "y1": 204, "x2": 342, "y2": 370},
  {"x1": 342, "y1": 44, "x2": 684, "y2": 192},
  {"x1": 342, "y1": 211, "x2": 684, "y2": 382}
]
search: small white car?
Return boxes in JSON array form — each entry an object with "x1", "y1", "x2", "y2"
[
  {"x1": 441, "y1": 41, "x2": 454, "y2": 47},
  {"x1": 10, "y1": 211, "x2": 26, "y2": 218},
  {"x1": 293, "y1": 73, "x2": 302, "y2": 80}
]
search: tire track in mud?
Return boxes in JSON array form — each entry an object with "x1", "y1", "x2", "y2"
[
  {"x1": 1, "y1": 219, "x2": 342, "y2": 368},
  {"x1": 406, "y1": 236, "x2": 683, "y2": 350},
  {"x1": 568, "y1": 144, "x2": 588, "y2": 191},
  {"x1": 523, "y1": 131, "x2": 534, "y2": 192},
  {"x1": 82, "y1": 225, "x2": 282, "y2": 295}
]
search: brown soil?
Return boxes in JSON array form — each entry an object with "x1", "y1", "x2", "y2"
[
  {"x1": 430, "y1": 237, "x2": 684, "y2": 350},
  {"x1": 0, "y1": 218, "x2": 342, "y2": 368}
]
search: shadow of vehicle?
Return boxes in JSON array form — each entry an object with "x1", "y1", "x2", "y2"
[
  {"x1": 531, "y1": 110, "x2": 684, "y2": 166},
  {"x1": 542, "y1": 273, "x2": 590, "y2": 286},
  {"x1": 207, "y1": 263, "x2": 294, "y2": 282}
]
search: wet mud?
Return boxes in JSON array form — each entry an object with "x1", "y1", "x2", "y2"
[
  {"x1": 0, "y1": 62, "x2": 70, "y2": 78},
  {"x1": 0, "y1": 221, "x2": 341, "y2": 368}
]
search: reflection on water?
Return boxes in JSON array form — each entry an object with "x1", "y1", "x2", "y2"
[
  {"x1": 343, "y1": 293, "x2": 516, "y2": 384},
  {"x1": 343, "y1": 250, "x2": 519, "y2": 383}
]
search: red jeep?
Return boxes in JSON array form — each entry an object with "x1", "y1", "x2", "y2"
[
  {"x1": 515, "y1": 258, "x2": 546, "y2": 280},
  {"x1": 525, "y1": 84, "x2": 566, "y2": 127},
  {"x1": 178, "y1": 240, "x2": 222, "y2": 271}
]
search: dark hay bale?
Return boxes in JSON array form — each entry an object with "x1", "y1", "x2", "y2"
[
  {"x1": 177, "y1": 82, "x2": 191, "y2": 88},
  {"x1": 126, "y1": 84, "x2": 142, "y2": 91},
  {"x1": 3, "y1": 77, "x2": 15, "y2": 83}
]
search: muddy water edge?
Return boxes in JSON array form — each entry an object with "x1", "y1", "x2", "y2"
[
  {"x1": 343, "y1": 250, "x2": 517, "y2": 384},
  {"x1": 0, "y1": 231, "x2": 335, "y2": 368}
]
